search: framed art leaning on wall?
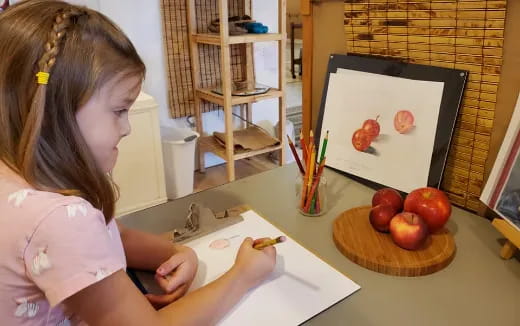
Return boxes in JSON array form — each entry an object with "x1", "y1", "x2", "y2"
[
  {"x1": 481, "y1": 93, "x2": 520, "y2": 231},
  {"x1": 316, "y1": 54, "x2": 467, "y2": 193}
]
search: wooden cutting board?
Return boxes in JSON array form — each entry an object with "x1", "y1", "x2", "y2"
[{"x1": 333, "y1": 206, "x2": 456, "y2": 277}]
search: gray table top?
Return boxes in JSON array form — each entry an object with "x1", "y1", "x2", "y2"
[{"x1": 120, "y1": 164, "x2": 520, "y2": 326}]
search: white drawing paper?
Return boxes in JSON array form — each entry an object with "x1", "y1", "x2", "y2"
[
  {"x1": 184, "y1": 210, "x2": 361, "y2": 325},
  {"x1": 320, "y1": 70, "x2": 445, "y2": 193}
]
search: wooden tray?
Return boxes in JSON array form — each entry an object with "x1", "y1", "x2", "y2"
[{"x1": 333, "y1": 206, "x2": 456, "y2": 276}]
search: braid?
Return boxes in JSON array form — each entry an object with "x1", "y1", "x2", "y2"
[
  {"x1": 38, "y1": 9, "x2": 85, "y2": 73},
  {"x1": 17, "y1": 8, "x2": 87, "y2": 183}
]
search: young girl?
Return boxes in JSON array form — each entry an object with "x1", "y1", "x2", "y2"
[{"x1": 0, "y1": 1, "x2": 276, "y2": 325}]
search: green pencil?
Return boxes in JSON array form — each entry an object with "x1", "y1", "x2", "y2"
[{"x1": 319, "y1": 130, "x2": 329, "y2": 163}]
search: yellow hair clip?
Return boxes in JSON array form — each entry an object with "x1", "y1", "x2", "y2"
[{"x1": 36, "y1": 72, "x2": 50, "y2": 85}]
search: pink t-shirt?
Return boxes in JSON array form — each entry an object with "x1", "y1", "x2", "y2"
[{"x1": 0, "y1": 163, "x2": 127, "y2": 325}]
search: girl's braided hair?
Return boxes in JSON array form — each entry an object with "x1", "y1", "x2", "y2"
[{"x1": 0, "y1": 1, "x2": 145, "y2": 221}]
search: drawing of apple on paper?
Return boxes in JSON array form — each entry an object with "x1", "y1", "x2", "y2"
[
  {"x1": 394, "y1": 110, "x2": 415, "y2": 134},
  {"x1": 352, "y1": 110, "x2": 416, "y2": 154},
  {"x1": 361, "y1": 116, "x2": 380, "y2": 140},
  {"x1": 352, "y1": 129, "x2": 372, "y2": 152},
  {"x1": 352, "y1": 116, "x2": 381, "y2": 155}
]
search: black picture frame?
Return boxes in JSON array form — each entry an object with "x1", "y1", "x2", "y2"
[{"x1": 315, "y1": 54, "x2": 467, "y2": 193}]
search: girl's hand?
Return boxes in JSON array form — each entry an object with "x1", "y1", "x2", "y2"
[
  {"x1": 232, "y1": 237, "x2": 277, "y2": 289},
  {"x1": 145, "y1": 245, "x2": 198, "y2": 309}
]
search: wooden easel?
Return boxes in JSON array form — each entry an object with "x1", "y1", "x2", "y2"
[{"x1": 492, "y1": 218, "x2": 520, "y2": 259}]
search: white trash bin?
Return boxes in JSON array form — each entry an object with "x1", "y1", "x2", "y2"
[{"x1": 161, "y1": 127, "x2": 200, "y2": 199}]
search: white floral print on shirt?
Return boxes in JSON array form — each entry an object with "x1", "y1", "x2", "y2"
[
  {"x1": 14, "y1": 298, "x2": 39, "y2": 318},
  {"x1": 94, "y1": 268, "x2": 109, "y2": 281},
  {"x1": 7, "y1": 189, "x2": 35, "y2": 208},
  {"x1": 66, "y1": 203, "x2": 87, "y2": 219},
  {"x1": 32, "y1": 247, "x2": 52, "y2": 276}
]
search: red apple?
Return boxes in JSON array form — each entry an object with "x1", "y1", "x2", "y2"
[
  {"x1": 352, "y1": 129, "x2": 371, "y2": 152},
  {"x1": 369, "y1": 204, "x2": 397, "y2": 233},
  {"x1": 394, "y1": 110, "x2": 414, "y2": 134},
  {"x1": 389, "y1": 212, "x2": 429, "y2": 250},
  {"x1": 372, "y1": 188, "x2": 403, "y2": 212},
  {"x1": 362, "y1": 115, "x2": 380, "y2": 140},
  {"x1": 404, "y1": 187, "x2": 451, "y2": 233}
]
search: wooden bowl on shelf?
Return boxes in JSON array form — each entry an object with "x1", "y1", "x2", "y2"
[{"x1": 332, "y1": 206, "x2": 456, "y2": 277}]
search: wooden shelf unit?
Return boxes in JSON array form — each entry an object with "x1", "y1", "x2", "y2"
[
  {"x1": 193, "y1": 33, "x2": 284, "y2": 45},
  {"x1": 187, "y1": 0, "x2": 287, "y2": 182},
  {"x1": 196, "y1": 88, "x2": 284, "y2": 106}
]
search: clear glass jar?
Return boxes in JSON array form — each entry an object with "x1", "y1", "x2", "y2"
[{"x1": 296, "y1": 174, "x2": 327, "y2": 217}]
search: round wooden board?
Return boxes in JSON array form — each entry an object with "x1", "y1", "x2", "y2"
[{"x1": 333, "y1": 206, "x2": 456, "y2": 277}]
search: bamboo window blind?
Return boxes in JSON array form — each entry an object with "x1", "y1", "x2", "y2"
[
  {"x1": 161, "y1": 0, "x2": 250, "y2": 119},
  {"x1": 344, "y1": 0, "x2": 508, "y2": 212}
]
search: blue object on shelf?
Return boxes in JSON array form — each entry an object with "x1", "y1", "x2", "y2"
[{"x1": 245, "y1": 22, "x2": 268, "y2": 34}]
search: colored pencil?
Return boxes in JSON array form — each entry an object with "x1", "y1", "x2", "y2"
[
  {"x1": 253, "y1": 236, "x2": 287, "y2": 250},
  {"x1": 287, "y1": 135, "x2": 305, "y2": 175},
  {"x1": 304, "y1": 159, "x2": 326, "y2": 212},
  {"x1": 300, "y1": 150, "x2": 312, "y2": 209},
  {"x1": 317, "y1": 156, "x2": 326, "y2": 175},
  {"x1": 299, "y1": 177, "x2": 307, "y2": 210},
  {"x1": 307, "y1": 158, "x2": 326, "y2": 213},
  {"x1": 319, "y1": 130, "x2": 329, "y2": 163},
  {"x1": 315, "y1": 188, "x2": 321, "y2": 213},
  {"x1": 306, "y1": 149, "x2": 316, "y2": 199},
  {"x1": 300, "y1": 131, "x2": 308, "y2": 164},
  {"x1": 298, "y1": 130, "x2": 330, "y2": 214},
  {"x1": 310, "y1": 196, "x2": 316, "y2": 214},
  {"x1": 314, "y1": 158, "x2": 326, "y2": 212},
  {"x1": 314, "y1": 131, "x2": 328, "y2": 213}
]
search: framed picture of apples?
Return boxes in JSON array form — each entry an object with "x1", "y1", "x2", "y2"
[{"x1": 316, "y1": 54, "x2": 467, "y2": 193}]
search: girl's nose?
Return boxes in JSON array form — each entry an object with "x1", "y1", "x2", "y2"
[{"x1": 121, "y1": 119, "x2": 131, "y2": 138}]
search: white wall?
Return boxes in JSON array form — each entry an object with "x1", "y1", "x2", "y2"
[
  {"x1": 72, "y1": 0, "x2": 280, "y2": 167},
  {"x1": 68, "y1": 0, "x2": 99, "y2": 9},
  {"x1": 251, "y1": 0, "x2": 280, "y2": 136},
  {"x1": 96, "y1": 0, "x2": 170, "y2": 124}
]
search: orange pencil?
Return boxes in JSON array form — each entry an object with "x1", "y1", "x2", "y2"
[
  {"x1": 308, "y1": 130, "x2": 314, "y2": 162},
  {"x1": 306, "y1": 149, "x2": 316, "y2": 201}
]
